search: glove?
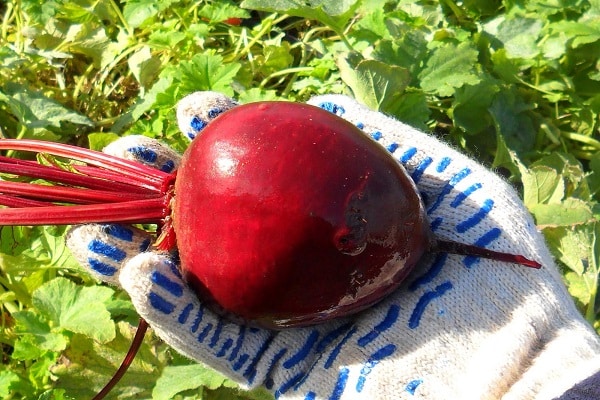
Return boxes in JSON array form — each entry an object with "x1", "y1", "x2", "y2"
[{"x1": 66, "y1": 91, "x2": 600, "y2": 400}]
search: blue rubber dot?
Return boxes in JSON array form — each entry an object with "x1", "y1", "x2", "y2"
[
  {"x1": 318, "y1": 102, "x2": 345, "y2": 116},
  {"x1": 190, "y1": 116, "x2": 207, "y2": 132},
  {"x1": 207, "y1": 108, "x2": 224, "y2": 119},
  {"x1": 127, "y1": 146, "x2": 157, "y2": 163}
]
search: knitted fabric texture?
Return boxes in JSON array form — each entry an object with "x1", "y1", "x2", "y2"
[{"x1": 66, "y1": 92, "x2": 600, "y2": 400}]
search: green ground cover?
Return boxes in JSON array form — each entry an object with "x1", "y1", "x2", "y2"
[{"x1": 1, "y1": 0, "x2": 599, "y2": 398}]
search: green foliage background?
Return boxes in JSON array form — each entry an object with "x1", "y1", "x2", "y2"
[{"x1": 1, "y1": 0, "x2": 600, "y2": 398}]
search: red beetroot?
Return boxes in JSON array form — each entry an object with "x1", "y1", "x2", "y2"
[
  {"x1": 0, "y1": 101, "x2": 541, "y2": 330},
  {"x1": 174, "y1": 102, "x2": 432, "y2": 328}
]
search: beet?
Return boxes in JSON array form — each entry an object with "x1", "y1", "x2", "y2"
[
  {"x1": 174, "y1": 102, "x2": 433, "y2": 328},
  {"x1": 0, "y1": 101, "x2": 541, "y2": 330}
]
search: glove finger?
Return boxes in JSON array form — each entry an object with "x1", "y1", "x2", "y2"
[
  {"x1": 66, "y1": 224, "x2": 153, "y2": 285},
  {"x1": 176, "y1": 91, "x2": 238, "y2": 141},
  {"x1": 119, "y1": 251, "x2": 275, "y2": 388},
  {"x1": 102, "y1": 135, "x2": 181, "y2": 173},
  {"x1": 118, "y1": 250, "x2": 386, "y2": 397}
]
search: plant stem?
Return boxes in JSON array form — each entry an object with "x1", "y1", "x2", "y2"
[
  {"x1": 0, "y1": 156, "x2": 156, "y2": 194},
  {"x1": 92, "y1": 319, "x2": 149, "y2": 400},
  {"x1": 562, "y1": 131, "x2": 600, "y2": 150},
  {"x1": 0, "y1": 198, "x2": 168, "y2": 225},
  {"x1": 0, "y1": 181, "x2": 158, "y2": 205},
  {"x1": 436, "y1": 240, "x2": 542, "y2": 269},
  {"x1": 0, "y1": 139, "x2": 172, "y2": 192},
  {"x1": 0, "y1": 140, "x2": 173, "y2": 225}
]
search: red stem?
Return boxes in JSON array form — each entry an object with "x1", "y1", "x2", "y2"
[
  {"x1": 436, "y1": 240, "x2": 542, "y2": 269},
  {"x1": 73, "y1": 164, "x2": 160, "y2": 192},
  {"x1": 92, "y1": 319, "x2": 149, "y2": 400},
  {"x1": 0, "y1": 198, "x2": 169, "y2": 225},
  {"x1": 0, "y1": 157, "x2": 156, "y2": 194},
  {"x1": 0, "y1": 139, "x2": 174, "y2": 225},
  {"x1": 0, "y1": 139, "x2": 171, "y2": 191},
  {"x1": 0, "y1": 194, "x2": 50, "y2": 208},
  {"x1": 0, "y1": 181, "x2": 159, "y2": 205}
]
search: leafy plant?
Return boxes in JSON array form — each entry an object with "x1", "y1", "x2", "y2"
[{"x1": 1, "y1": 0, "x2": 599, "y2": 398}]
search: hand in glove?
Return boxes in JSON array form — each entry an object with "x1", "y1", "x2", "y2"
[{"x1": 67, "y1": 92, "x2": 600, "y2": 400}]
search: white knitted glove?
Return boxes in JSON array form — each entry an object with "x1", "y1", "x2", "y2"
[{"x1": 67, "y1": 92, "x2": 600, "y2": 400}]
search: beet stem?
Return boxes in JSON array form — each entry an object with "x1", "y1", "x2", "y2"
[
  {"x1": 436, "y1": 240, "x2": 542, "y2": 269},
  {"x1": 0, "y1": 194, "x2": 50, "y2": 208},
  {"x1": 72, "y1": 164, "x2": 160, "y2": 193},
  {"x1": 0, "y1": 139, "x2": 170, "y2": 191},
  {"x1": 0, "y1": 198, "x2": 168, "y2": 225},
  {"x1": 0, "y1": 180, "x2": 159, "y2": 205},
  {"x1": 0, "y1": 156, "x2": 157, "y2": 194},
  {"x1": 92, "y1": 319, "x2": 149, "y2": 400}
]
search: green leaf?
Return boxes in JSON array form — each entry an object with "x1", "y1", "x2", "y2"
[
  {"x1": 490, "y1": 49, "x2": 522, "y2": 83},
  {"x1": 549, "y1": 21, "x2": 600, "y2": 48},
  {"x1": 589, "y1": 151, "x2": 600, "y2": 197},
  {"x1": 39, "y1": 226, "x2": 81, "y2": 270},
  {"x1": 27, "y1": 353, "x2": 59, "y2": 389},
  {"x1": 338, "y1": 56, "x2": 410, "y2": 112},
  {"x1": 353, "y1": 7, "x2": 389, "y2": 39},
  {"x1": 384, "y1": 91, "x2": 430, "y2": 131},
  {"x1": 0, "y1": 226, "x2": 78, "y2": 281},
  {"x1": 65, "y1": 25, "x2": 112, "y2": 68},
  {"x1": 453, "y1": 80, "x2": 500, "y2": 134},
  {"x1": 531, "y1": 152, "x2": 592, "y2": 201},
  {"x1": 494, "y1": 17, "x2": 543, "y2": 58},
  {"x1": 372, "y1": 34, "x2": 428, "y2": 77},
  {"x1": 565, "y1": 270, "x2": 597, "y2": 310},
  {"x1": 544, "y1": 225, "x2": 592, "y2": 275},
  {"x1": 128, "y1": 45, "x2": 161, "y2": 90},
  {"x1": 12, "y1": 310, "x2": 68, "y2": 352},
  {"x1": 123, "y1": 0, "x2": 158, "y2": 28},
  {"x1": 52, "y1": 322, "x2": 164, "y2": 399},
  {"x1": 492, "y1": 132, "x2": 522, "y2": 178},
  {"x1": 241, "y1": 0, "x2": 357, "y2": 16},
  {"x1": 418, "y1": 41, "x2": 481, "y2": 97},
  {"x1": 525, "y1": 0, "x2": 587, "y2": 16},
  {"x1": 541, "y1": 31, "x2": 569, "y2": 59},
  {"x1": 198, "y1": 2, "x2": 251, "y2": 23},
  {"x1": 148, "y1": 30, "x2": 187, "y2": 50},
  {"x1": 37, "y1": 388, "x2": 72, "y2": 400},
  {"x1": 1, "y1": 84, "x2": 93, "y2": 130},
  {"x1": 521, "y1": 165, "x2": 565, "y2": 207},
  {"x1": 488, "y1": 88, "x2": 536, "y2": 153},
  {"x1": 56, "y1": 2, "x2": 98, "y2": 24},
  {"x1": 241, "y1": 0, "x2": 360, "y2": 32},
  {"x1": 531, "y1": 198, "x2": 594, "y2": 227},
  {"x1": 544, "y1": 221, "x2": 600, "y2": 324},
  {"x1": 237, "y1": 88, "x2": 281, "y2": 103},
  {"x1": 0, "y1": 371, "x2": 21, "y2": 398},
  {"x1": 12, "y1": 334, "x2": 47, "y2": 360},
  {"x1": 257, "y1": 43, "x2": 295, "y2": 75},
  {"x1": 87, "y1": 132, "x2": 120, "y2": 151},
  {"x1": 153, "y1": 364, "x2": 233, "y2": 399},
  {"x1": 32, "y1": 278, "x2": 116, "y2": 343},
  {"x1": 168, "y1": 54, "x2": 241, "y2": 96},
  {"x1": 111, "y1": 75, "x2": 174, "y2": 134}
]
